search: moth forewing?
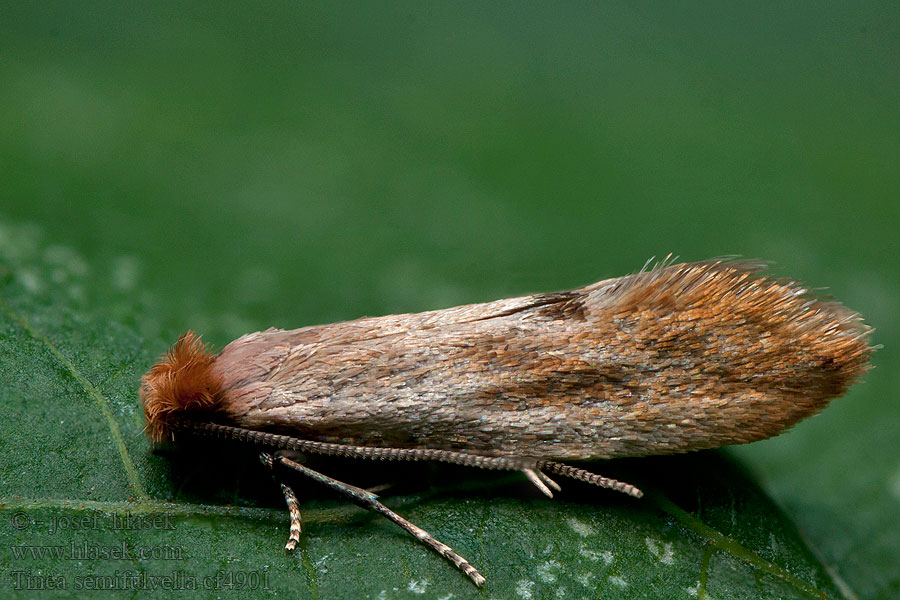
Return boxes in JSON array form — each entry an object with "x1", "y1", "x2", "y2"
[{"x1": 140, "y1": 258, "x2": 872, "y2": 586}]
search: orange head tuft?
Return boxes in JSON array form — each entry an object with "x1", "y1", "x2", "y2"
[{"x1": 140, "y1": 331, "x2": 224, "y2": 442}]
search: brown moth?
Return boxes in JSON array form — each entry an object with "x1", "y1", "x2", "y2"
[{"x1": 140, "y1": 258, "x2": 872, "y2": 586}]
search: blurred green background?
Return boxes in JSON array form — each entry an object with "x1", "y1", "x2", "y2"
[{"x1": 1, "y1": 2, "x2": 898, "y2": 599}]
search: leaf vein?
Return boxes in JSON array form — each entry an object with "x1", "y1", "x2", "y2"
[{"x1": 0, "y1": 295, "x2": 149, "y2": 501}]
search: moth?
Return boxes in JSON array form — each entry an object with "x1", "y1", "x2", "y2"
[{"x1": 140, "y1": 258, "x2": 872, "y2": 586}]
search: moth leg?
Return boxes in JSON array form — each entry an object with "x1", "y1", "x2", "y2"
[
  {"x1": 536, "y1": 469, "x2": 562, "y2": 492},
  {"x1": 522, "y1": 469, "x2": 562, "y2": 498},
  {"x1": 259, "y1": 453, "x2": 303, "y2": 551},
  {"x1": 280, "y1": 483, "x2": 303, "y2": 551},
  {"x1": 272, "y1": 451, "x2": 486, "y2": 587}
]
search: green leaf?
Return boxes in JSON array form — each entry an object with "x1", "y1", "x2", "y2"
[
  {"x1": 0, "y1": 211, "x2": 854, "y2": 600},
  {"x1": 2, "y1": 3, "x2": 898, "y2": 599}
]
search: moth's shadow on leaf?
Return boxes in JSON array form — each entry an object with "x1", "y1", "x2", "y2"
[
  {"x1": 156, "y1": 436, "x2": 764, "y2": 521},
  {"x1": 153, "y1": 438, "x2": 819, "y2": 569}
]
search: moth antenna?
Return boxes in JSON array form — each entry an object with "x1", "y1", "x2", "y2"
[
  {"x1": 538, "y1": 461, "x2": 644, "y2": 498},
  {"x1": 180, "y1": 422, "x2": 538, "y2": 471},
  {"x1": 181, "y1": 422, "x2": 644, "y2": 500}
]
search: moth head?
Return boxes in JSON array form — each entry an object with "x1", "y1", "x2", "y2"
[{"x1": 140, "y1": 331, "x2": 224, "y2": 442}]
